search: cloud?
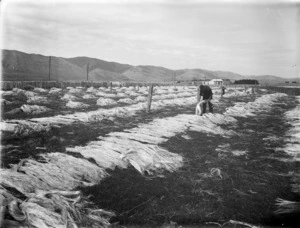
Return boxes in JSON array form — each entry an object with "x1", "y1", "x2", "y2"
[{"x1": 1, "y1": 0, "x2": 298, "y2": 77}]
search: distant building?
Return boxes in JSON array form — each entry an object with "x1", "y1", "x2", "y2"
[{"x1": 203, "y1": 79, "x2": 223, "y2": 86}]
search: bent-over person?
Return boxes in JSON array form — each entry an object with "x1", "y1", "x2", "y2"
[{"x1": 196, "y1": 84, "x2": 213, "y2": 116}]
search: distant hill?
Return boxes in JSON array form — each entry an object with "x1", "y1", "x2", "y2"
[
  {"x1": 247, "y1": 75, "x2": 300, "y2": 85},
  {"x1": 89, "y1": 68, "x2": 129, "y2": 81},
  {"x1": 2, "y1": 50, "x2": 86, "y2": 81},
  {"x1": 1, "y1": 49, "x2": 294, "y2": 84},
  {"x1": 123, "y1": 65, "x2": 175, "y2": 82},
  {"x1": 67, "y1": 56, "x2": 132, "y2": 74},
  {"x1": 213, "y1": 71, "x2": 245, "y2": 81}
]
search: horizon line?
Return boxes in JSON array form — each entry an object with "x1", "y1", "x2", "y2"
[{"x1": 1, "y1": 48, "x2": 287, "y2": 79}]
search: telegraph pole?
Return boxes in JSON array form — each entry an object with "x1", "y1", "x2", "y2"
[
  {"x1": 87, "y1": 63, "x2": 89, "y2": 81},
  {"x1": 49, "y1": 56, "x2": 51, "y2": 81}
]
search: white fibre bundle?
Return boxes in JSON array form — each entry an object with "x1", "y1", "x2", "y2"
[
  {"x1": 1, "y1": 90, "x2": 14, "y2": 96},
  {"x1": 114, "y1": 87, "x2": 123, "y2": 92},
  {"x1": 152, "y1": 95, "x2": 162, "y2": 101},
  {"x1": 117, "y1": 98, "x2": 135, "y2": 104},
  {"x1": 22, "y1": 91, "x2": 37, "y2": 98},
  {"x1": 1, "y1": 95, "x2": 195, "y2": 136},
  {"x1": 82, "y1": 94, "x2": 96, "y2": 99},
  {"x1": 128, "y1": 86, "x2": 135, "y2": 90},
  {"x1": 102, "y1": 88, "x2": 111, "y2": 92},
  {"x1": 0, "y1": 120, "x2": 51, "y2": 135},
  {"x1": 135, "y1": 96, "x2": 147, "y2": 102},
  {"x1": 10, "y1": 89, "x2": 37, "y2": 99},
  {"x1": 140, "y1": 86, "x2": 148, "y2": 91},
  {"x1": 202, "y1": 113, "x2": 237, "y2": 125},
  {"x1": 169, "y1": 114, "x2": 235, "y2": 136},
  {"x1": 27, "y1": 96, "x2": 49, "y2": 104},
  {"x1": 67, "y1": 136, "x2": 182, "y2": 175},
  {"x1": 125, "y1": 91, "x2": 140, "y2": 97},
  {"x1": 65, "y1": 112, "x2": 237, "y2": 175},
  {"x1": 224, "y1": 93, "x2": 287, "y2": 117},
  {"x1": 162, "y1": 94, "x2": 177, "y2": 99},
  {"x1": 136, "y1": 86, "x2": 148, "y2": 91},
  {"x1": 125, "y1": 125, "x2": 176, "y2": 139},
  {"x1": 0, "y1": 153, "x2": 107, "y2": 198},
  {"x1": 96, "y1": 92, "x2": 118, "y2": 98},
  {"x1": 33, "y1": 87, "x2": 49, "y2": 93},
  {"x1": 86, "y1": 87, "x2": 97, "y2": 93},
  {"x1": 12, "y1": 88, "x2": 24, "y2": 93},
  {"x1": 0, "y1": 169, "x2": 51, "y2": 195},
  {"x1": 9, "y1": 153, "x2": 107, "y2": 191},
  {"x1": 96, "y1": 91, "x2": 117, "y2": 98},
  {"x1": 67, "y1": 145, "x2": 128, "y2": 169},
  {"x1": 49, "y1": 88, "x2": 62, "y2": 94},
  {"x1": 92, "y1": 107, "x2": 129, "y2": 119},
  {"x1": 155, "y1": 89, "x2": 166, "y2": 95},
  {"x1": 66, "y1": 101, "x2": 89, "y2": 109},
  {"x1": 168, "y1": 87, "x2": 177, "y2": 92},
  {"x1": 140, "y1": 90, "x2": 150, "y2": 95},
  {"x1": 96, "y1": 98, "x2": 117, "y2": 106},
  {"x1": 116, "y1": 92, "x2": 127, "y2": 97},
  {"x1": 282, "y1": 144, "x2": 300, "y2": 160},
  {"x1": 108, "y1": 131, "x2": 167, "y2": 144},
  {"x1": 224, "y1": 103, "x2": 256, "y2": 117},
  {"x1": 68, "y1": 87, "x2": 82, "y2": 94},
  {"x1": 61, "y1": 93, "x2": 78, "y2": 101},
  {"x1": 95, "y1": 91, "x2": 108, "y2": 96},
  {"x1": 103, "y1": 93, "x2": 118, "y2": 98},
  {"x1": 176, "y1": 91, "x2": 194, "y2": 98},
  {"x1": 20, "y1": 104, "x2": 51, "y2": 114},
  {"x1": 152, "y1": 96, "x2": 195, "y2": 108},
  {"x1": 32, "y1": 115, "x2": 77, "y2": 125},
  {"x1": 280, "y1": 96, "x2": 300, "y2": 161},
  {"x1": 285, "y1": 96, "x2": 300, "y2": 121}
]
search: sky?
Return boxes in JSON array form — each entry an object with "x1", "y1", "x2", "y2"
[{"x1": 0, "y1": 0, "x2": 299, "y2": 78}]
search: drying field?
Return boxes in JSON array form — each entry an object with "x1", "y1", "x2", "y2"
[{"x1": 0, "y1": 85, "x2": 299, "y2": 228}]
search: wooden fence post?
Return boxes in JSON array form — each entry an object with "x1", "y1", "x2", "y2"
[
  {"x1": 109, "y1": 82, "x2": 113, "y2": 92},
  {"x1": 146, "y1": 85, "x2": 154, "y2": 113},
  {"x1": 197, "y1": 85, "x2": 201, "y2": 103}
]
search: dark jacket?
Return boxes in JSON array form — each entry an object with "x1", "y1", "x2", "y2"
[{"x1": 200, "y1": 85, "x2": 213, "y2": 100}]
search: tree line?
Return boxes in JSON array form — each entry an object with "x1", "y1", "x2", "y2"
[{"x1": 234, "y1": 79, "x2": 259, "y2": 85}]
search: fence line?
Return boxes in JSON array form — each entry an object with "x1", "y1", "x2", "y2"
[
  {"x1": 0, "y1": 81, "x2": 174, "y2": 91},
  {"x1": 261, "y1": 86, "x2": 300, "y2": 96}
]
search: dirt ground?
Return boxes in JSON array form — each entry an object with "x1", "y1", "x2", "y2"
[
  {"x1": 1, "y1": 93, "x2": 299, "y2": 227},
  {"x1": 80, "y1": 95, "x2": 298, "y2": 227}
]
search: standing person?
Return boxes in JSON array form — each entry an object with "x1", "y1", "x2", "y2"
[
  {"x1": 196, "y1": 84, "x2": 213, "y2": 116},
  {"x1": 220, "y1": 85, "x2": 226, "y2": 97}
]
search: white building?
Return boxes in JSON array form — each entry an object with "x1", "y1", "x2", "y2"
[{"x1": 203, "y1": 79, "x2": 223, "y2": 86}]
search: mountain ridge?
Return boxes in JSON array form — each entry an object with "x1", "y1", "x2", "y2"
[{"x1": 1, "y1": 49, "x2": 295, "y2": 84}]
